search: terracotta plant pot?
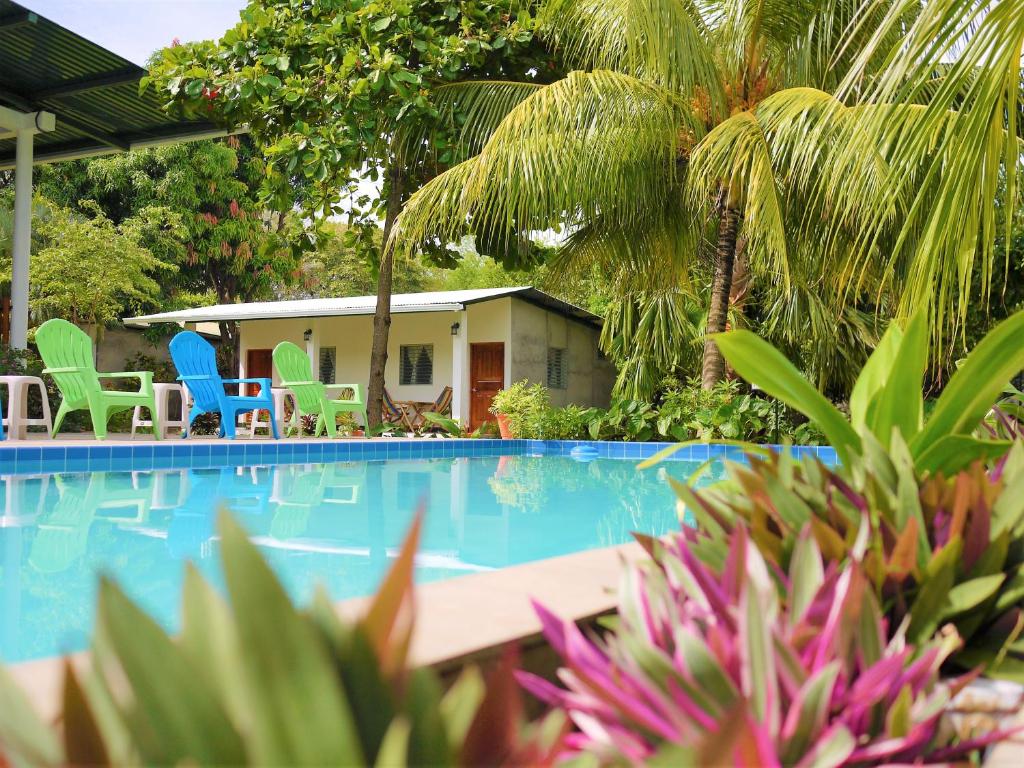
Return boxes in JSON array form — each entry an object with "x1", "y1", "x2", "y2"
[{"x1": 496, "y1": 413, "x2": 513, "y2": 439}]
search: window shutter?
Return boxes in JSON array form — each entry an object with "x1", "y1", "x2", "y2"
[
  {"x1": 318, "y1": 347, "x2": 336, "y2": 384},
  {"x1": 547, "y1": 347, "x2": 567, "y2": 389},
  {"x1": 399, "y1": 344, "x2": 433, "y2": 385}
]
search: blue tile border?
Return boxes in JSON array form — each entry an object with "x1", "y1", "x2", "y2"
[{"x1": 0, "y1": 438, "x2": 836, "y2": 476}]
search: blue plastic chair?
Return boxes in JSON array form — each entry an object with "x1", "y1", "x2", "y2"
[{"x1": 168, "y1": 331, "x2": 280, "y2": 439}]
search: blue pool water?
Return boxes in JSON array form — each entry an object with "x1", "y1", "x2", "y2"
[{"x1": 0, "y1": 453, "x2": 710, "y2": 663}]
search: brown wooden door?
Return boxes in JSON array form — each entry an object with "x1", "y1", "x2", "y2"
[
  {"x1": 470, "y1": 342, "x2": 504, "y2": 429},
  {"x1": 246, "y1": 349, "x2": 273, "y2": 396}
]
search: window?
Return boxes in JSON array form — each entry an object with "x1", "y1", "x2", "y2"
[
  {"x1": 318, "y1": 346, "x2": 336, "y2": 384},
  {"x1": 399, "y1": 344, "x2": 433, "y2": 386},
  {"x1": 547, "y1": 347, "x2": 568, "y2": 389}
]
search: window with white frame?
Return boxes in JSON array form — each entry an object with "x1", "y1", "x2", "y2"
[
  {"x1": 318, "y1": 346, "x2": 336, "y2": 384},
  {"x1": 547, "y1": 347, "x2": 568, "y2": 389},
  {"x1": 399, "y1": 344, "x2": 433, "y2": 385}
]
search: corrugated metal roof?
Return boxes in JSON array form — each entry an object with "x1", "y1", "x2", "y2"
[
  {"x1": 0, "y1": 0, "x2": 224, "y2": 168},
  {"x1": 125, "y1": 287, "x2": 602, "y2": 327}
]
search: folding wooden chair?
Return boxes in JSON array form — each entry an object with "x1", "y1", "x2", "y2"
[
  {"x1": 409, "y1": 385, "x2": 453, "y2": 430},
  {"x1": 382, "y1": 388, "x2": 416, "y2": 431}
]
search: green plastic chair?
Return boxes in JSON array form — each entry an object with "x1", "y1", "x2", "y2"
[
  {"x1": 272, "y1": 341, "x2": 368, "y2": 437},
  {"x1": 36, "y1": 318, "x2": 160, "y2": 440}
]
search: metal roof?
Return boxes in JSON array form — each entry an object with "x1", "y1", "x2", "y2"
[
  {"x1": 0, "y1": 0, "x2": 227, "y2": 168},
  {"x1": 125, "y1": 287, "x2": 602, "y2": 328}
]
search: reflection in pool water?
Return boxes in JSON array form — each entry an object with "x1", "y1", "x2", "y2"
[{"x1": 0, "y1": 455, "x2": 705, "y2": 662}]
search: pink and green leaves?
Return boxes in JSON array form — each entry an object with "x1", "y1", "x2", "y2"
[{"x1": 522, "y1": 525, "x2": 1009, "y2": 765}]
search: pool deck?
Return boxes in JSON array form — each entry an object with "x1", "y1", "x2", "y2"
[{"x1": 7, "y1": 539, "x2": 644, "y2": 721}]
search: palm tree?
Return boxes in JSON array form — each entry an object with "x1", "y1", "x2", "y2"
[{"x1": 393, "y1": 0, "x2": 1024, "y2": 393}]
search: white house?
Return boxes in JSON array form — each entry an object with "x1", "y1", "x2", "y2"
[{"x1": 127, "y1": 287, "x2": 616, "y2": 428}]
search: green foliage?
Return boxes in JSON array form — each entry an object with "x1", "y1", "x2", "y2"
[
  {"x1": 677, "y1": 440, "x2": 1024, "y2": 680},
  {"x1": 0, "y1": 200, "x2": 172, "y2": 328},
  {"x1": 489, "y1": 380, "x2": 550, "y2": 438},
  {"x1": 145, "y1": 1, "x2": 552, "y2": 220},
  {"x1": 285, "y1": 222, "x2": 434, "y2": 298},
  {"x1": 714, "y1": 308, "x2": 1024, "y2": 473},
  {"x1": 492, "y1": 379, "x2": 824, "y2": 443},
  {"x1": 36, "y1": 140, "x2": 304, "y2": 310},
  {"x1": 0, "y1": 513, "x2": 563, "y2": 766}
]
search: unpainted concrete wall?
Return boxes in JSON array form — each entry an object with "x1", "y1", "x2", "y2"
[
  {"x1": 509, "y1": 299, "x2": 615, "y2": 408},
  {"x1": 94, "y1": 326, "x2": 176, "y2": 373}
]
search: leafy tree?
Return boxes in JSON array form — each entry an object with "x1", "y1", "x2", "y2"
[
  {"x1": 146, "y1": 0, "x2": 555, "y2": 426},
  {"x1": 285, "y1": 222, "x2": 434, "y2": 298},
  {"x1": 36, "y1": 139, "x2": 304, "y2": 370},
  {"x1": 394, "y1": 0, "x2": 1006, "y2": 394},
  {"x1": 0, "y1": 200, "x2": 171, "y2": 338}
]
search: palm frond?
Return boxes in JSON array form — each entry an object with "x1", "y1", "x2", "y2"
[
  {"x1": 539, "y1": 0, "x2": 725, "y2": 109},
  {"x1": 551, "y1": 199, "x2": 704, "y2": 294},
  {"x1": 832, "y1": 0, "x2": 1024, "y2": 338},
  {"x1": 392, "y1": 70, "x2": 695, "y2": 255},
  {"x1": 393, "y1": 80, "x2": 544, "y2": 167},
  {"x1": 601, "y1": 291, "x2": 705, "y2": 398},
  {"x1": 687, "y1": 108, "x2": 794, "y2": 291}
]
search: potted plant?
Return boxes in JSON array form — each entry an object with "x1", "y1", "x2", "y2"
[{"x1": 489, "y1": 380, "x2": 549, "y2": 439}]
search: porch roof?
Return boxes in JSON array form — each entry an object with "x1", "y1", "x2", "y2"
[
  {"x1": 0, "y1": 0, "x2": 229, "y2": 169},
  {"x1": 125, "y1": 287, "x2": 602, "y2": 328}
]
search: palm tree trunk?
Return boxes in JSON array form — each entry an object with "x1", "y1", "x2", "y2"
[
  {"x1": 701, "y1": 205, "x2": 741, "y2": 389},
  {"x1": 367, "y1": 166, "x2": 406, "y2": 429}
]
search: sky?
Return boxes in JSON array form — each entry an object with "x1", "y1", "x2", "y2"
[{"x1": 22, "y1": 0, "x2": 247, "y2": 65}]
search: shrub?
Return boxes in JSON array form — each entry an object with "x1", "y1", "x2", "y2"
[
  {"x1": 674, "y1": 441, "x2": 1024, "y2": 679},
  {"x1": 490, "y1": 378, "x2": 826, "y2": 444},
  {"x1": 713, "y1": 307, "x2": 1024, "y2": 475},
  {"x1": 676, "y1": 308, "x2": 1024, "y2": 677},
  {"x1": 490, "y1": 380, "x2": 550, "y2": 438},
  {"x1": 520, "y1": 525, "x2": 1011, "y2": 764}
]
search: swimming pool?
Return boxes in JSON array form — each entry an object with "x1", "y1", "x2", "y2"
[
  {"x1": 0, "y1": 451, "x2": 692, "y2": 662},
  {"x1": 0, "y1": 440, "x2": 837, "y2": 663}
]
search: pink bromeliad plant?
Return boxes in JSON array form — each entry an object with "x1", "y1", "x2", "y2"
[{"x1": 518, "y1": 526, "x2": 1012, "y2": 765}]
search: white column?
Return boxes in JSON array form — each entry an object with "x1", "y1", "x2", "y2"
[
  {"x1": 451, "y1": 310, "x2": 469, "y2": 425},
  {"x1": 10, "y1": 130, "x2": 33, "y2": 349}
]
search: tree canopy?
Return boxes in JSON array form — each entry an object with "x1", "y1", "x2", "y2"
[
  {"x1": 147, "y1": 0, "x2": 558, "y2": 425},
  {"x1": 0, "y1": 199, "x2": 171, "y2": 333},
  {"x1": 392, "y1": 0, "x2": 1024, "y2": 398}
]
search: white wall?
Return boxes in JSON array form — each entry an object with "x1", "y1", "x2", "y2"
[
  {"x1": 466, "y1": 297, "x2": 513, "y2": 388},
  {"x1": 237, "y1": 296, "x2": 612, "y2": 415},
  {"x1": 239, "y1": 311, "x2": 461, "y2": 403}
]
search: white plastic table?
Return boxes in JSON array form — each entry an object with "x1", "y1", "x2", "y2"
[
  {"x1": 247, "y1": 387, "x2": 299, "y2": 437},
  {"x1": 0, "y1": 375, "x2": 52, "y2": 440},
  {"x1": 131, "y1": 382, "x2": 190, "y2": 439}
]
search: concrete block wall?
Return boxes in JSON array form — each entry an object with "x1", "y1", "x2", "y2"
[{"x1": 509, "y1": 299, "x2": 615, "y2": 408}]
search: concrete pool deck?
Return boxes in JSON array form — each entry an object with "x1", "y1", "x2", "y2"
[{"x1": 6, "y1": 539, "x2": 644, "y2": 721}]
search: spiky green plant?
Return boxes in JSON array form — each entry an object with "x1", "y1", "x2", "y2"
[
  {"x1": 0, "y1": 513, "x2": 563, "y2": 766},
  {"x1": 712, "y1": 308, "x2": 1024, "y2": 474},
  {"x1": 655, "y1": 308, "x2": 1024, "y2": 678}
]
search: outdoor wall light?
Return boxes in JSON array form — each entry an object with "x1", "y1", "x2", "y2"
[
  {"x1": 303, "y1": 328, "x2": 312, "y2": 341},
  {"x1": 450, "y1": 322, "x2": 460, "y2": 336}
]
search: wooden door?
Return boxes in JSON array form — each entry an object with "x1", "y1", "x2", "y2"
[
  {"x1": 470, "y1": 342, "x2": 504, "y2": 429},
  {"x1": 245, "y1": 349, "x2": 273, "y2": 396}
]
